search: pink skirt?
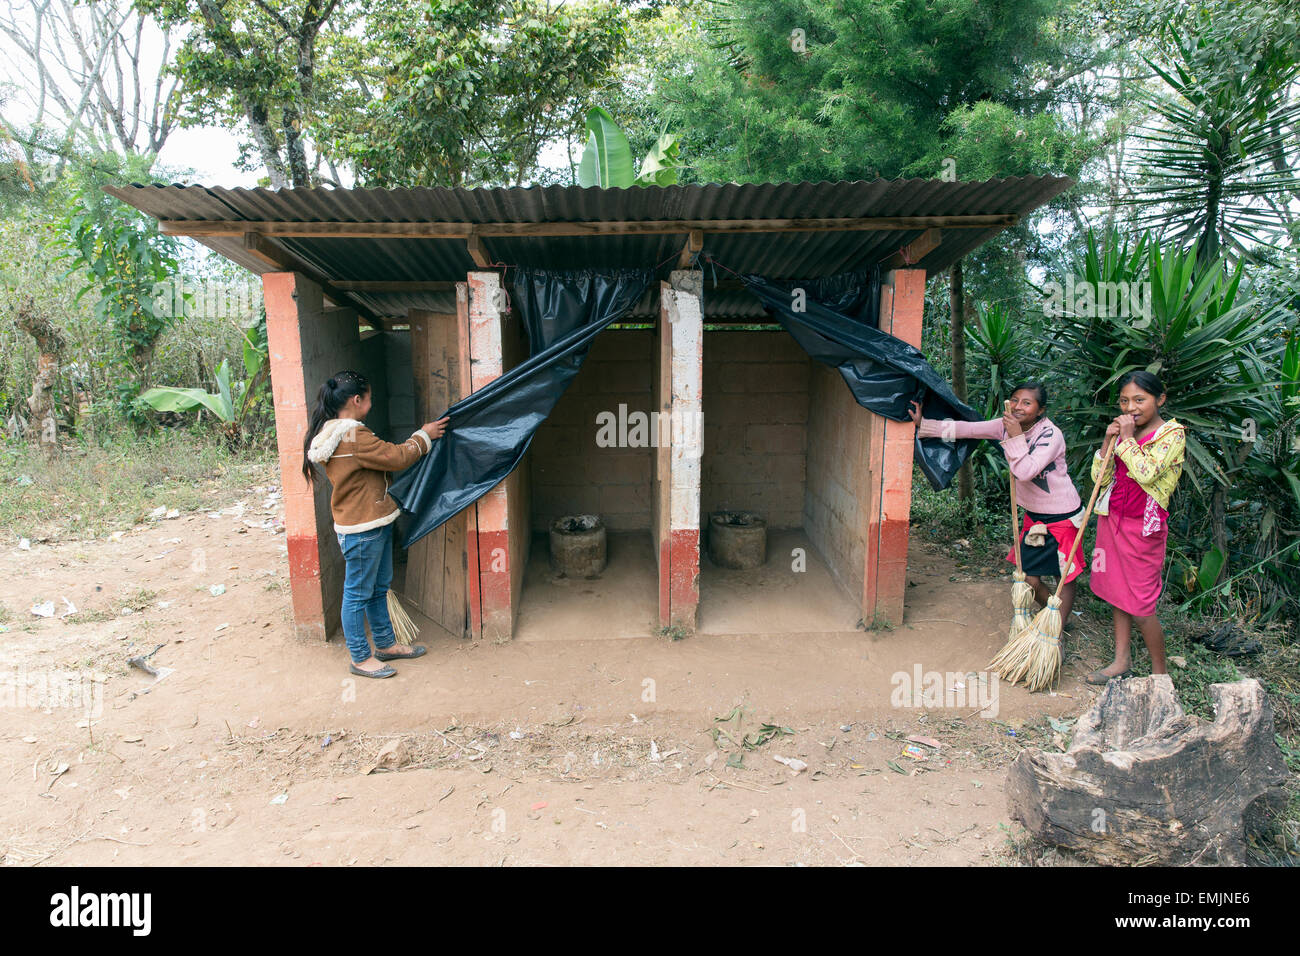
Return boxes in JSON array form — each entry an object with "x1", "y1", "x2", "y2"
[{"x1": 1089, "y1": 512, "x2": 1167, "y2": 616}]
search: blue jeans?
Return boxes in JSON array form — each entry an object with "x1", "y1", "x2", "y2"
[{"x1": 336, "y1": 522, "x2": 398, "y2": 664}]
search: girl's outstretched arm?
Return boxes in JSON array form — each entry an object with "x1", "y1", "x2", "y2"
[
  {"x1": 351, "y1": 425, "x2": 432, "y2": 472},
  {"x1": 908, "y1": 402, "x2": 1004, "y2": 441}
]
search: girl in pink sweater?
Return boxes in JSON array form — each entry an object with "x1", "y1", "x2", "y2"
[{"x1": 909, "y1": 383, "x2": 1085, "y2": 620}]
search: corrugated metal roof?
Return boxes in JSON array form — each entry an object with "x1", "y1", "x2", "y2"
[{"x1": 107, "y1": 176, "x2": 1073, "y2": 319}]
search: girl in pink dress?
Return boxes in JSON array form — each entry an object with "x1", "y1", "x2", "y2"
[
  {"x1": 909, "y1": 382, "x2": 1085, "y2": 619},
  {"x1": 1087, "y1": 371, "x2": 1186, "y2": 683}
]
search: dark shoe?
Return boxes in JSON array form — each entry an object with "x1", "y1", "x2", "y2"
[
  {"x1": 1085, "y1": 667, "x2": 1131, "y2": 685},
  {"x1": 375, "y1": 644, "x2": 427, "y2": 662},
  {"x1": 350, "y1": 662, "x2": 397, "y2": 679}
]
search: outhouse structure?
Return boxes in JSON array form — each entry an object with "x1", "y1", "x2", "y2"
[{"x1": 109, "y1": 177, "x2": 1072, "y2": 644}]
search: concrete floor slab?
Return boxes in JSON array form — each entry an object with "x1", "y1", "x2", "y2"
[
  {"x1": 699, "y1": 528, "x2": 861, "y2": 635},
  {"x1": 514, "y1": 530, "x2": 660, "y2": 641}
]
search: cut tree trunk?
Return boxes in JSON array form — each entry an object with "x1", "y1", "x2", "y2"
[
  {"x1": 16, "y1": 296, "x2": 65, "y2": 459},
  {"x1": 1006, "y1": 676, "x2": 1288, "y2": 865}
]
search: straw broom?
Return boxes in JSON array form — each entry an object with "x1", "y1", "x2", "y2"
[
  {"x1": 1004, "y1": 402, "x2": 1036, "y2": 641},
  {"x1": 991, "y1": 436, "x2": 1115, "y2": 691},
  {"x1": 387, "y1": 591, "x2": 419, "y2": 646},
  {"x1": 989, "y1": 404, "x2": 1039, "y2": 673}
]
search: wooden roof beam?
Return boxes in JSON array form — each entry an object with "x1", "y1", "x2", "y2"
[
  {"x1": 242, "y1": 233, "x2": 381, "y2": 324},
  {"x1": 466, "y1": 232, "x2": 491, "y2": 267},
  {"x1": 677, "y1": 229, "x2": 704, "y2": 269},
  {"x1": 159, "y1": 214, "x2": 1017, "y2": 239},
  {"x1": 882, "y1": 228, "x2": 942, "y2": 271},
  {"x1": 332, "y1": 281, "x2": 458, "y2": 292}
]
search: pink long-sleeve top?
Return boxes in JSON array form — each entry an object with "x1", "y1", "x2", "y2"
[{"x1": 917, "y1": 415, "x2": 1081, "y2": 515}]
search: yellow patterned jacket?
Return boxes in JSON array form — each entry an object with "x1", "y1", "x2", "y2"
[{"x1": 1091, "y1": 418, "x2": 1186, "y2": 516}]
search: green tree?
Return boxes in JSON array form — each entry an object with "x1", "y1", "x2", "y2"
[
  {"x1": 137, "y1": 0, "x2": 355, "y2": 187},
  {"x1": 322, "y1": 0, "x2": 630, "y2": 187},
  {"x1": 52, "y1": 152, "x2": 182, "y2": 421},
  {"x1": 1121, "y1": 0, "x2": 1300, "y2": 263}
]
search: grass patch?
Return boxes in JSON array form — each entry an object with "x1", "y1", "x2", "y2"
[
  {"x1": 121, "y1": 588, "x2": 159, "y2": 613},
  {"x1": 0, "y1": 426, "x2": 278, "y2": 542}
]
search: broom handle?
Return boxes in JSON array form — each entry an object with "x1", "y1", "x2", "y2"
[
  {"x1": 1006, "y1": 401, "x2": 1023, "y2": 572},
  {"x1": 1053, "y1": 435, "x2": 1116, "y2": 599}
]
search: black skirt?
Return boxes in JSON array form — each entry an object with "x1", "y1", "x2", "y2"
[{"x1": 1018, "y1": 508, "x2": 1081, "y2": 578}]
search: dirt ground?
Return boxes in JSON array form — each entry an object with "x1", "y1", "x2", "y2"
[{"x1": 0, "y1": 480, "x2": 1110, "y2": 866}]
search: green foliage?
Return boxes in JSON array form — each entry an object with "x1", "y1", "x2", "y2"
[
  {"x1": 51, "y1": 153, "x2": 181, "y2": 423},
  {"x1": 140, "y1": 358, "x2": 235, "y2": 421},
  {"x1": 1040, "y1": 228, "x2": 1283, "y2": 485},
  {"x1": 138, "y1": 316, "x2": 270, "y2": 439},
  {"x1": 577, "y1": 107, "x2": 637, "y2": 188},
  {"x1": 963, "y1": 301, "x2": 1032, "y2": 495},
  {"x1": 637, "y1": 0, "x2": 1082, "y2": 184},
  {"x1": 326, "y1": 0, "x2": 630, "y2": 187},
  {"x1": 576, "y1": 107, "x2": 683, "y2": 187},
  {"x1": 1124, "y1": 0, "x2": 1300, "y2": 261},
  {"x1": 138, "y1": 0, "x2": 357, "y2": 186}
]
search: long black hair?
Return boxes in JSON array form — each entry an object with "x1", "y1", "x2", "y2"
[
  {"x1": 1116, "y1": 369, "x2": 1166, "y2": 399},
  {"x1": 302, "y1": 370, "x2": 370, "y2": 487},
  {"x1": 1010, "y1": 380, "x2": 1048, "y2": 410},
  {"x1": 1008, "y1": 380, "x2": 1048, "y2": 429}
]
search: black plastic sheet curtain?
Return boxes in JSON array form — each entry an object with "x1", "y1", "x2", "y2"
[
  {"x1": 389, "y1": 269, "x2": 652, "y2": 548},
  {"x1": 740, "y1": 271, "x2": 980, "y2": 489}
]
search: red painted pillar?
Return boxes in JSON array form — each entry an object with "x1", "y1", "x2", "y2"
[
  {"x1": 863, "y1": 269, "x2": 926, "y2": 627},
  {"x1": 263, "y1": 271, "x2": 327, "y2": 641},
  {"x1": 464, "y1": 271, "x2": 514, "y2": 642}
]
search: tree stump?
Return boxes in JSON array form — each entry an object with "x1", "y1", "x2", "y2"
[
  {"x1": 16, "y1": 296, "x2": 65, "y2": 459},
  {"x1": 1006, "y1": 676, "x2": 1289, "y2": 865}
]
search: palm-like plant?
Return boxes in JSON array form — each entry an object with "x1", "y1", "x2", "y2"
[
  {"x1": 1043, "y1": 229, "x2": 1283, "y2": 480},
  {"x1": 1040, "y1": 227, "x2": 1290, "y2": 594},
  {"x1": 1124, "y1": 10, "x2": 1300, "y2": 263},
  {"x1": 138, "y1": 318, "x2": 270, "y2": 446},
  {"x1": 964, "y1": 300, "x2": 1031, "y2": 494}
]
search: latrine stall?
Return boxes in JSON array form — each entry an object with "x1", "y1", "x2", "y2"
[{"x1": 108, "y1": 177, "x2": 1072, "y2": 644}]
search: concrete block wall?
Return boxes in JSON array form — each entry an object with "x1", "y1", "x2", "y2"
[
  {"x1": 702, "y1": 330, "x2": 810, "y2": 529},
  {"x1": 803, "y1": 360, "x2": 875, "y2": 613},
  {"x1": 529, "y1": 330, "x2": 655, "y2": 532},
  {"x1": 376, "y1": 330, "x2": 415, "y2": 441}
]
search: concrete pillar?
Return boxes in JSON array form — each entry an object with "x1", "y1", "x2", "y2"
[
  {"x1": 862, "y1": 268, "x2": 926, "y2": 626},
  {"x1": 263, "y1": 271, "x2": 366, "y2": 642},
  {"x1": 658, "y1": 271, "x2": 703, "y2": 631},
  {"x1": 464, "y1": 271, "x2": 515, "y2": 642}
]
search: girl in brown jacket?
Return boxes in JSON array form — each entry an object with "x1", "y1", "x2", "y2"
[{"x1": 302, "y1": 371, "x2": 448, "y2": 678}]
